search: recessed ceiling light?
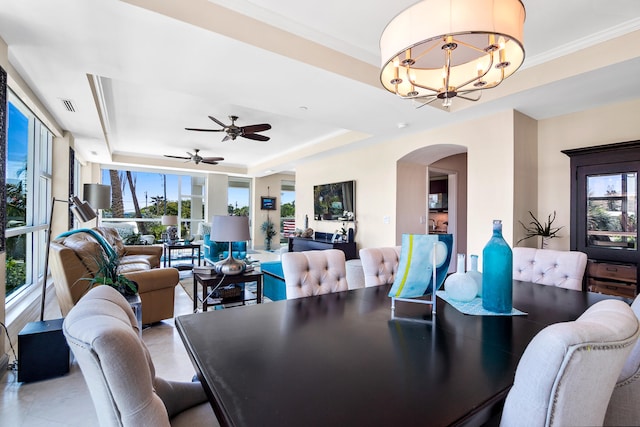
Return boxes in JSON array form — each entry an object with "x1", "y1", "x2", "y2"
[
  {"x1": 90, "y1": 150, "x2": 98, "y2": 156},
  {"x1": 299, "y1": 106, "x2": 308, "y2": 111},
  {"x1": 397, "y1": 122, "x2": 408, "y2": 129}
]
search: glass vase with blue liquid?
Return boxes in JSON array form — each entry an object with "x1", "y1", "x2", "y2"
[{"x1": 482, "y1": 220, "x2": 512, "y2": 313}]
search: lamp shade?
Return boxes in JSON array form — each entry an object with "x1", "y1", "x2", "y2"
[
  {"x1": 161, "y1": 215, "x2": 179, "y2": 226},
  {"x1": 83, "y1": 184, "x2": 111, "y2": 210},
  {"x1": 379, "y1": 0, "x2": 525, "y2": 106},
  {"x1": 210, "y1": 215, "x2": 250, "y2": 242}
]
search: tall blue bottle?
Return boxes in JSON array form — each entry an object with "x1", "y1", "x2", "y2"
[{"x1": 482, "y1": 220, "x2": 513, "y2": 313}]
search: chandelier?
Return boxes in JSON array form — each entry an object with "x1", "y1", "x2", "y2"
[{"x1": 380, "y1": 0, "x2": 526, "y2": 109}]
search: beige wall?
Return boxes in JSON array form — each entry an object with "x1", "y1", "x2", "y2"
[
  {"x1": 513, "y1": 112, "x2": 539, "y2": 248},
  {"x1": 396, "y1": 162, "x2": 428, "y2": 239},
  {"x1": 538, "y1": 98, "x2": 640, "y2": 250}
]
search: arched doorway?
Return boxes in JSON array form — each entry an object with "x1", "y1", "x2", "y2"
[{"x1": 396, "y1": 144, "x2": 467, "y2": 271}]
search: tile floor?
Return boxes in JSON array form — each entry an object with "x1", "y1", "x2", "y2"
[{"x1": 0, "y1": 251, "x2": 283, "y2": 426}]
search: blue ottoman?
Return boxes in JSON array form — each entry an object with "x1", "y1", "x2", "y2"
[{"x1": 261, "y1": 261, "x2": 287, "y2": 301}]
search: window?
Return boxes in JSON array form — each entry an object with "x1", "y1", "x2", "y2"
[
  {"x1": 281, "y1": 180, "x2": 295, "y2": 240},
  {"x1": 99, "y1": 168, "x2": 205, "y2": 241},
  {"x1": 5, "y1": 90, "x2": 53, "y2": 300},
  {"x1": 228, "y1": 177, "x2": 250, "y2": 216},
  {"x1": 586, "y1": 172, "x2": 637, "y2": 250}
]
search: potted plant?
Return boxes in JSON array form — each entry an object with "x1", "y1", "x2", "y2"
[
  {"x1": 261, "y1": 219, "x2": 277, "y2": 251},
  {"x1": 517, "y1": 211, "x2": 563, "y2": 249},
  {"x1": 81, "y1": 251, "x2": 138, "y2": 296}
]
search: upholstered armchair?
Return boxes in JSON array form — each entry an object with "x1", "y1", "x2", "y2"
[
  {"x1": 500, "y1": 299, "x2": 640, "y2": 427},
  {"x1": 605, "y1": 294, "x2": 640, "y2": 426},
  {"x1": 63, "y1": 286, "x2": 218, "y2": 427},
  {"x1": 512, "y1": 247, "x2": 588, "y2": 290},
  {"x1": 359, "y1": 246, "x2": 401, "y2": 287},
  {"x1": 281, "y1": 249, "x2": 348, "y2": 299},
  {"x1": 49, "y1": 227, "x2": 178, "y2": 324}
]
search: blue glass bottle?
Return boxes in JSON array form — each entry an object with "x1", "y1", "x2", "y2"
[{"x1": 482, "y1": 220, "x2": 513, "y2": 313}]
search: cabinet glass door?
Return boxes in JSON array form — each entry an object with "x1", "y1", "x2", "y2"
[{"x1": 586, "y1": 172, "x2": 637, "y2": 250}]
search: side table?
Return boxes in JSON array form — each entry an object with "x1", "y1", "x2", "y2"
[
  {"x1": 193, "y1": 270, "x2": 263, "y2": 312},
  {"x1": 163, "y1": 242, "x2": 201, "y2": 271},
  {"x1": 126, "y1": 293, "x2": 143, "y2": 337}
]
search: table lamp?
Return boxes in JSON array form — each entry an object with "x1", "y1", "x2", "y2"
[
  {"x1": 161, "y1": 215, "x2": 179, "y2": 243},
  {"x1": 210, "y1": 215, "x2": 250, "y2": 275}
]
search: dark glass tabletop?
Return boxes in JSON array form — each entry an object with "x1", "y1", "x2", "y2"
[{"x1": 176, "y1": 281, "x2": 618, "y2": 427}]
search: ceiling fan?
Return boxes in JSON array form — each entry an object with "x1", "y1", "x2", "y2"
[
  {"x1": 163, "y1": 149, "x2": 224, "y2": 165},
  {"x1": 185, "y1": 115, "x2": 271, "y2": 142}
]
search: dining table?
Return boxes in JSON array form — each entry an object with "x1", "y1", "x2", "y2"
[{"x1": 175, "y1": 281, "x2": 620, "y2": 427}]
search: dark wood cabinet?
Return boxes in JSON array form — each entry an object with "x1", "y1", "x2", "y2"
[
  {"x1": 563, "y1": 141, "x2": 640, "y2": 299},
  {"x1": 586, "y1": 260, "x2": 637, "y2": 299},
  {"x1": 288, "y1": 237, "x2": 357, "y2": 260}
]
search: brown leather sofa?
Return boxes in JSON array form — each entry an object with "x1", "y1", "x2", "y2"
[{"x1": 49, "y1": 226, "x2": 178, "y2": 324}]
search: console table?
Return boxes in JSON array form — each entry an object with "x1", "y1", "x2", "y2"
[{"x1": 288, "y1": 235, "x2": 357, "y2": 260}]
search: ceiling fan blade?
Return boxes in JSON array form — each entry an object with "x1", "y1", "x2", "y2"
[
  {"x1": 242, "y1": 133, "x2": 270, "y2": 142},
  {"x1": 202, "y1": 156, "x2": 224, "y2": 162},
  {"x1": 208, "y1": 116, "x2": 228, "y2": 128},
  {"x1": 201, "y1": 159, "x2": 221, "y2": 165},
  {"x1": 221, "y1": 134, "x2": 231, "y2": 142},
  {"x1": 185, "y1": 127, "x2": 224, "y2": 132},
  {"x1": 164, "y1": 155, "x2": 190, "y2": 160},
  {"x1": 242, "y1": 124, "x2": 271, "y2": 134}
]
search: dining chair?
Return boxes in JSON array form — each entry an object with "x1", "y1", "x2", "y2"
[
  {"x1": 605, "y1": 294, "x2": 640, "y2": 426},
  {"x1": 359, "y1": 246, "x2": 401, "y2": 287},
  {"x1": 500, "y1": 299, "x2": 640, "y2": 427},
  {"x1": 281, "y1": 249, "x2": 348, "y2": 299},
  {"x1": 63, "y1": 286, "x2": 219, "y2": 427},
  {"x1": 512, "y1": 247, "x2": 587, "y2": 290}
]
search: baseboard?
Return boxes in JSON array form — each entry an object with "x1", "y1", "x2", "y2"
[{"x1": 0, "y1": 353, "x2": 9, "y2": 379}]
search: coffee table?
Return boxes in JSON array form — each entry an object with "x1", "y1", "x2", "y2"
[{"x1": 193, "y1": 269, "x2": 263, "y2": 312}]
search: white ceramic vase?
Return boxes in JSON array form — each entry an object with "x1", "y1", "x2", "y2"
[
  {"x1": 445, "y1": 254, "x2": 478, "y2": 302},
  {"x1": 467, "y1": 254, "x2": 483, "y2": 297}
]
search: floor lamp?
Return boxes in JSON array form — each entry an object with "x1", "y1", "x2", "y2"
[{"x1": 40, "y1": 196, "x2": 96, "y2": 321}]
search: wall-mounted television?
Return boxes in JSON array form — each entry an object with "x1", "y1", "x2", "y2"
[
  {"x1": 313, "y1": 180, "x2": 355, "y2": 221},
  {"x1": 261, "y1": 196, "x2": 277, "y2": 210}
]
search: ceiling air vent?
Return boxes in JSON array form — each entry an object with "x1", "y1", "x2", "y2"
[{"x1": 61, "y1": 99, "x2": 76, "y2": 112}]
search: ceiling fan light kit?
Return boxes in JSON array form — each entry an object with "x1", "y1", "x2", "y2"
[
  {"x1": 186, "y1": 115, "x2": 272, "y2": 142},
  {"x1": 380, "y1": 0, "x2": 525, "y2": 109}
]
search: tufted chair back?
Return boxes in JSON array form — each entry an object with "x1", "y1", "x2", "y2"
[
  {"x1": 605, "y1": 295, "x2": 640, "y2": 426},
  {"x1": 501, "y1": 299, "x2": 640, "y2": 427},
  {"x1": 281, "y1": 249, "x2": 348, "y2": 299},
  {"x1": 359, "y1": 246, "x2": 401, "y2": 287},
  {"x1": 512, "y1": 247, "x2": 587, "y2": 290},
  {"x1": 63, "y1": 286, "x2": 217, "y2": 427}
]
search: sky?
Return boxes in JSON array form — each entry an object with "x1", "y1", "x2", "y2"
[{"x1": 6, "y1": 103, "x2": 28, "y2": 185}]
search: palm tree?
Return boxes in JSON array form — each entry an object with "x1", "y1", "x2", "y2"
[
  {"x1": 109, "y1": 170, "x2": 124, "y2": 217},
  {"x1": 126, "y1": 171, "x2": 148, "y2": 234}
]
